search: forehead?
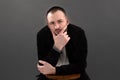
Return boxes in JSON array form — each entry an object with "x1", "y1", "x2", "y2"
[{"x1": 47, "y1": 10, "x2": 66, "y2": 21}]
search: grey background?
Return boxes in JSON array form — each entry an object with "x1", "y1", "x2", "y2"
[{"x1": 0, "y1": 0, "x2": 120, "y2": 80}]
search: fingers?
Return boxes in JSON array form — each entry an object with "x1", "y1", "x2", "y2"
[
  {"x1": 37, "y1": 63, "x2": 44, "y2": 68},
  {"x1": 37, "y1": 60, "x2": 46, "y2": 72},
  {"x1": 51, "y1": 31, "x2": 56, "y2": 39},
  {"x1": 63, "y1": 31, "x2": 70, "y2": 39},
  {"x1": 67, "y1": 36, "x2": 70, "y2": 41},
  {"x1": 65, "y1": 35, "x2": 70, "y2": 41},
  {"x1": 37, "y1": 60, "x2": 46, "y2": 67},
  {"x1": 52, "y1": 26, "x2": 67, "y2": 37},
  {"x1": 37, "y1": 63, "x2": 44, "y2": 73},
  {"x1": 39, "y1": 60, "x2": 46, "y2": 64},
  {"x1": 60, "y1": 26, "x2": 67, "y2": 34},
  {"x1": 64, "y1": 31, "x2": 67, "y2": 35}
]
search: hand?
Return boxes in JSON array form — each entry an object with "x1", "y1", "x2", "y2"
[
  {"x1": 52, "y1": 27, "x2": 70, "y2": 51},
  {"x1": 37, "y1": 60, "x2": 56, "y2": 75}
]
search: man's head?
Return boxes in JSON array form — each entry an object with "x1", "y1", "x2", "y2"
[{"x1": 46, "y1": 6, "x2": 69, "y2": 35}]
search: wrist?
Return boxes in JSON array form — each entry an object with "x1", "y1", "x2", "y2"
[{"x1": 53, "y1": 45, "x2": 62, "y2": 52}]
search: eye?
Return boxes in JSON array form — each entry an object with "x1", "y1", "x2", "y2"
[
  {"x1": 49, "y1": 22, "x2": 55, "y2": 25},
  {"x1": 58, "y1": 20, "x2": 63, "y2": 24}
]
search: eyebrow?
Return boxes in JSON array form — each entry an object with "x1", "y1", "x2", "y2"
[
  {"x1": 49, "y1": 21, "x2": 55, "y2": 24},
  {"x1": 49, "y1": 18, "x2": 64, "y2": 24},
  {"x1": 58, "y1": 19, "x2": 63, "y2": 21}
]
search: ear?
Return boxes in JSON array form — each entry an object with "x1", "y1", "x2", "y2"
[
  {"x1": 67, "y1": 20, "x2": 69, "y2": 26},
  {"x1": 66, "y1": 17, "x2": 70, "y2": 25}
]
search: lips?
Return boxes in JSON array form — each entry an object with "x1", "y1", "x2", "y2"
[{"x1": 54, "y1": 29, "x2": 62, "y2": 35}]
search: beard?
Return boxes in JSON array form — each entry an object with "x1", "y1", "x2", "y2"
[
  {"x1": 54, "y1": 29, "x2": 62, "y2": 35},
  {"x1": 54, "y1": 27, "x2": 67, "y2": 35}
]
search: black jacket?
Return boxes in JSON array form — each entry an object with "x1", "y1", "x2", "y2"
[{"x1": 37, "y1": 24, "x2": 90, "y2": 80}]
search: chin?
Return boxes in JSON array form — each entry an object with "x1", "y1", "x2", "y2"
[
  {"x1": 54, "y1": 33, "x2": 59, "y2": 36},
  {"x1": 55, "y1": 31, "x2": 61, "y2": 35}
]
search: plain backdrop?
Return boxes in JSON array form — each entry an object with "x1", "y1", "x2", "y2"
[{"x1": 0, "y1": 0, "x2": 120, "y2": 80}]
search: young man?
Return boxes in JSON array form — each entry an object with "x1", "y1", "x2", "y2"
[{"x1": 36, "y1": 6, "x2": 90, "y2": 80}]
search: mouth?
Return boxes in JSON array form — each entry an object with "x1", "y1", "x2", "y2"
[
  {"x1": 54, "y1": 28, "x2": 67, "y2": 35},
  {"x1": 54, "y1": 29, "x2": 62, "y2": 35}
]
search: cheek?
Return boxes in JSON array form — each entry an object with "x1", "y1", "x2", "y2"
[
  {"x1": 63, "y1": 20, "x2": 69, "y2": 25},
  {"x1": 48, "y1": 25, "x2": 54, "y2": 31},
  {"x1": 61, "y1": 22, "x2": 68, "y2": 28}
]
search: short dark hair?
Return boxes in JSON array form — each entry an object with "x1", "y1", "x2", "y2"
[{"x1": 46, "y1": 6, "x2": 67, "y2": 16}]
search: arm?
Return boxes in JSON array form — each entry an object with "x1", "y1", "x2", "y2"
[
  {"x1": 37, "y1": 29, "x2": 60, "y2": 66},
  {"x1": 55, "y1": 29, "x2": 88, "y2": 75},
  {"x1": 36, "y1": 26, "x2": 70, "y2": 75}
]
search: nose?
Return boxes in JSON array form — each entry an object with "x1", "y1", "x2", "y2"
[{"x1": 54, "y1": 23, "x2": 60, "y2": 29}]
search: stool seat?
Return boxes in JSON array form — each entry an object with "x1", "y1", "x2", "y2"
[{"x1": 46, "y1": 74, "x2": 80, "y2": 80}]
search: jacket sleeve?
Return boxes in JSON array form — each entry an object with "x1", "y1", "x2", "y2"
[
  {"x1": 37, "y1": 31, "x2": 60, "y2": 66},
  {"x1": 55, "y1": 29, "x2": 88, "y2": 75}
]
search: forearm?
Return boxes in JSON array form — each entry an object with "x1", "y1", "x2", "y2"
[
  {"x1": 38, "y1": 48, "x2": 61, "y2": 66},
  {"x1": 55, "y1": 63, "x2": 86, "y2": 75}
]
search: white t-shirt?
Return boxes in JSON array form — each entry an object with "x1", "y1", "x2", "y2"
[{"x1": 56, "y1": 47, "x2": 69, "y2": 67}]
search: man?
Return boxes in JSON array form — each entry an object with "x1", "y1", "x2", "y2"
[{"x1": 36, "y1": 6, "x2": 90, "y2": 80}]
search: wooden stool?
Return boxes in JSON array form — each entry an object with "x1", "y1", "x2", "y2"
[{"x1": 46, "y1": 74, "x2": 80, "y2": 80}]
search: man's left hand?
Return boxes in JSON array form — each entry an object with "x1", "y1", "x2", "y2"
[{"x1": 37, "y1": 60, "x2": 56, "y2": 75}]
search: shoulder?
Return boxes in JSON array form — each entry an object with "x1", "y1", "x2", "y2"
[
  {"x1": 37, "y1": 25, "x2": 51, "y2": 38},
  {"x1": 68, "y1": 24, "x2": 85, "y2": 35},
  {"x1": 37, "y1": 25, "x2": 49, "y2": 35}
]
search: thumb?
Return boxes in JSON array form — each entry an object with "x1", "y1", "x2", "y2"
[
  {"x1": 51, "y1": 31, "x2": 56, "y2": 39},
  {"x1": 60, "y1": 26, "x2": 67, "y2": 34},
  {"x1": 39, "y1": 60, "x2": 46, "y2": 65}
]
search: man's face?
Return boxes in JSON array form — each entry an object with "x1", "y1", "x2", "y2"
[{"x1": 47, "y1": 10, "x2": 69, "y2": 35}]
